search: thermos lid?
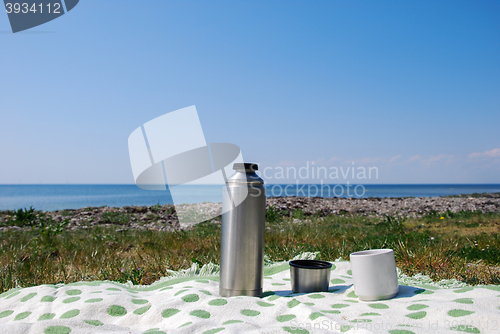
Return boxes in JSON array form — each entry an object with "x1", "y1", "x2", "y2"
[
  {"x1": 228, "y1": 162, "x2": 264, "y2": 186},
  {"x1": 233, "y1": 163, "x2": 258, "y2": 172}
]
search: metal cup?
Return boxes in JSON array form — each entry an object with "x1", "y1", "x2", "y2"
[{"x1": 289, "y1": 260, "x2": 332, "y2": 293}]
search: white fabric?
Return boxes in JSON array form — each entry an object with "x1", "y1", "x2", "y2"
[{"x1": 1, "y1": 256, "x2": 499, "y2": 334}]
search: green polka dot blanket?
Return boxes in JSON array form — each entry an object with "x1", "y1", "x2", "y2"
[{"x1": 1, "y1": 253, "x2": 499, "y2": 334}]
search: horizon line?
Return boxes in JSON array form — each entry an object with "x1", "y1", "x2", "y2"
[{"x1": 1, "y1": 183, "x2": 500, "y2": 186}]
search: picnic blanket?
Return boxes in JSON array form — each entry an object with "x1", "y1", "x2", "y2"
[{"x1": 1, "y1": 253, "x2": 499, "y2": 334}]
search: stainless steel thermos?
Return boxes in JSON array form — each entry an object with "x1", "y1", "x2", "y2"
[{"x1": 219, "y1": 163, "x2": 266, "y2": 297}]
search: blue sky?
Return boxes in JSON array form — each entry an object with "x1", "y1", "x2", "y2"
[{"x1": 1, "y1": 0, "x2": 499, "y2": 184}]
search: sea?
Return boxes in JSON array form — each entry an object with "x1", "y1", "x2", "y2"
[{"x1": 1, "y1": 184, "x2": 499, "y2": 212}]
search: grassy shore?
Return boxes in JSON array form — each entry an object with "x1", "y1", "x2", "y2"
[{"x1": 1, "y1": 207, "x2": 500, "y2": 293}]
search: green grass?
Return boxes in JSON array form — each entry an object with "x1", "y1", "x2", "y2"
[
  {"x1": 100, "y1": 212, "x2": 131, "y2": 225},
  {"x1": 444, "y1": 193, "x2": 500, "y2": 198},
  {"x1": 446, "y1": 192, "x2": 500, "y2": 198},
  {"x1": 2, "y1": 207, "x2": 39, "y2": 227},
  {"x1": 1, "y1": 208, "x2": 500, "y2": 293}
]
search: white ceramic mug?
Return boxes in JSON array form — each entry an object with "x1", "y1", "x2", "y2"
[{"x1": 350, "y1": 249, "x2": 399, "y2": 301}]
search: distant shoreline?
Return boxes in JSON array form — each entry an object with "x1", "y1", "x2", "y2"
[
  {"x1": 1, "y1": 194, "x2": 499, "y2": 232},
  {"x1": 1, "y1": 184, "x2": 500, "y2": 212},
  {"x1": 1, "y1": 183, "x2": 500, "y2": 185}
]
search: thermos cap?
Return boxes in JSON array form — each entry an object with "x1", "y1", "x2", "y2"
[{"x1": 233, "y1": 163, "x2": 258, "y2": 172}]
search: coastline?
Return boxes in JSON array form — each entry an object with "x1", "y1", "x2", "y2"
[
  {"x1": 1, "y1": 194, "x2": 499, "y2": 232},
  {"x1": 2, "y1": 184, "x2": 500, "y2": 212}
]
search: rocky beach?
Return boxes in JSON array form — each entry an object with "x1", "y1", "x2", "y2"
[{"x1": 2, "y1": 194, "x2": 499, "y2": 232}]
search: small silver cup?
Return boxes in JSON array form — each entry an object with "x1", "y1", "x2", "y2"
[{"x1": 289, "y1": 260, "x2": 332, "y2": 293}]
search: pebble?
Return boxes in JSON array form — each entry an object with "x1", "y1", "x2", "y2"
[{"x1": 1, "y1": 194, "x2": 498, "y2": 231}]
